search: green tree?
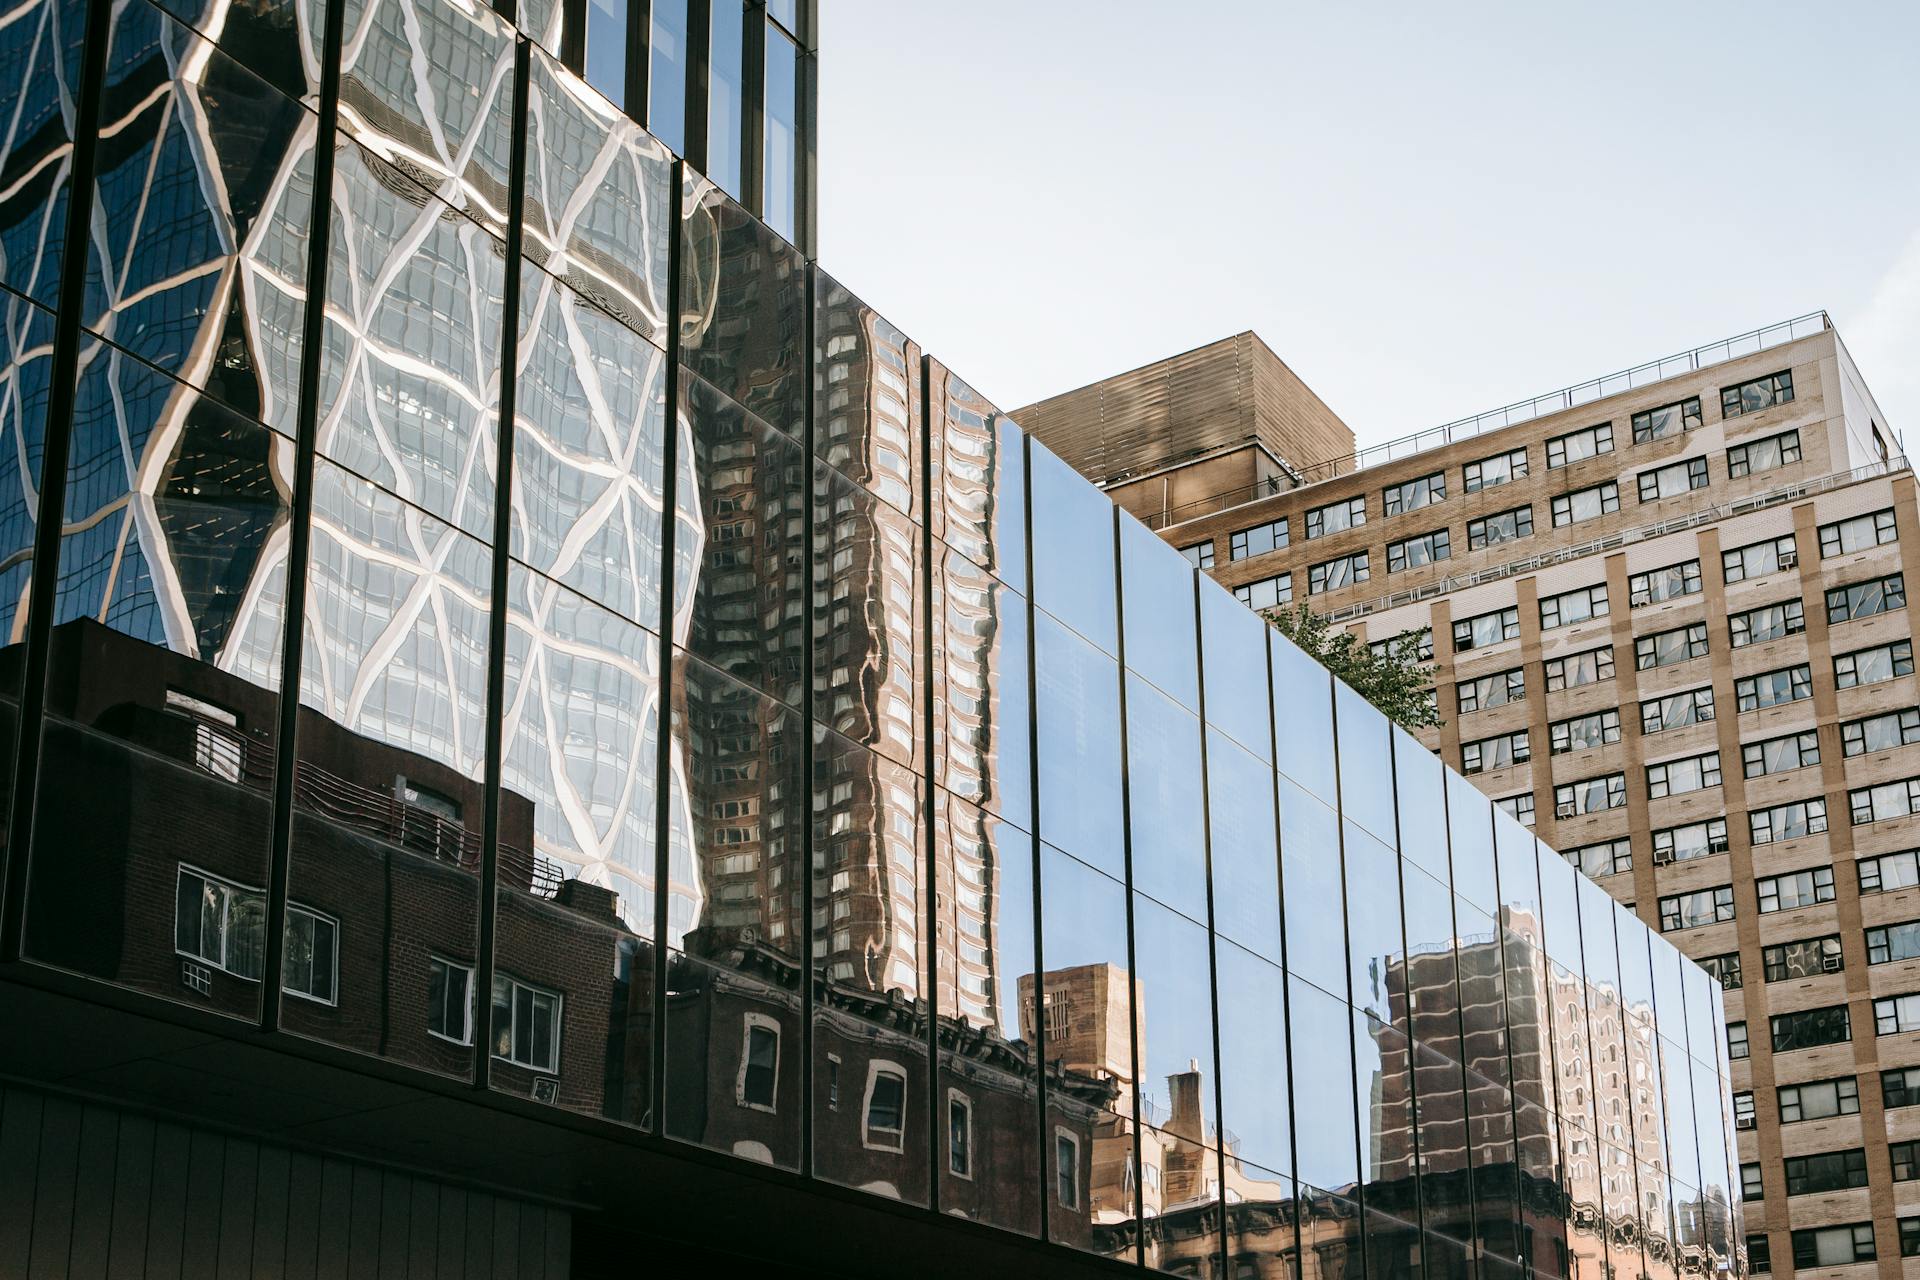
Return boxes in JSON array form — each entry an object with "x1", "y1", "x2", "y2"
[{"x1": 1262, "y1": 602, "x2": 1440, "y2": 731}]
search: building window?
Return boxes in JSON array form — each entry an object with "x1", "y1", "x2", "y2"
[
  {"x1": 1742, "y1": 731, "x2": 1819, "y2": 779},
  {"x1": 1859, "y1": 850, "x2": 1920, "y2": 895},
  {"x1": 1055, "y1": 1129, "x2": 1080, "y2": 1209},
  {"x1": 1550, "y1": 709, "x2": 1620, "y2": 755},
  {"x1": 1763, "y1": 935, "x2": 1843, "y2": 981},
  {"x1": 1790, "y1": 1224, "x2": 1876, "y2": 1269},
  {"x1": 1386, "y1": 528, "x2": 1450, "y2": 572},
  {"x1": 1646, "y1": 752, "x2": 1720, "y2": 799},
  {"x1": 1835, "y1": 639, "x2": 1914, "y2": 689},
  {"x1": 1641, "y1": 686, "x2": 1714, "y2": 735},
  {"x1": 1727, "y1": 429, "x2": 1802, "y2": 479},
  {"x1": 1457, "y1": 667, "x2": 1526, "y2": 715},
  {"x1": 1308, "y1": 551, "x2": 1370, "y2": 595},
  {"x1": 428, "y1": 957, "x2": 474, "y2": 1045},
  {"x1": 862, "y1": 1061, "x2": 907, "y2": 1151},
  {"x1": 1757, "y1": 866, "x2": 1835, "y2": 911},
  {"x1": 737, "y1": 1019, "x2": 781, "y2": 1110},
  {"x1": 1564, "y1": 838, "x2": 1632, "y2": 878},
  {"x1": 1629, "y1": 559, "x2": 1702, "y2": 607},
  {"x1": 1885, "y1": 1066, "x2": 1920, "y2": 1109},
  {"x1": 1461, "y1": 731, "x2": 1529, "y2": 775},
  {"x1": 1631, "y1": 397, "x2": 1703, "y2": 442},
  {"x1": 1304, "y1": 495, "x2": 1366, "y2": 540},
  {"x1": 1369, "y1": 629, "x2": 1433, "y2": 663},
  {"x1": 491, "y1": 975, "x2": 562, "y2": 1074},
  {"x1": 1722, "y1": 533, "x2": 1798, "y2": 583},
  {"x1": 1229, "y1": 519, "x2": 1286, "y2": 561},
  {"x1": 1550, "y1": 481, "x2": 1620, "y2": 527},
  {"x1": 1180, "y1": 541, "x2": 1216, "y2": 570},
  {"x1": 1554, "y1": 773, "x2": 1626, "y2": 818},
  {"x1": 1735, "y1": 664, "x2": 1812, "y2": 711},
  {"x1": 1818, "y1": 508, "x2": 1898, "y2": 557},
  {"x1": 1453, "y1": 606, "x2": 1520, "y2": 652},
  {"x1": 1741, "y1": 1163, "x2": 1764, "y2": 1201},
  {"x1": 1902, "y1": 1219, "x2": 1920, "y2": 1259},
  {"x1": 1544, "y1": 645, "x2": 1614, "y2": 692},
  {"x1": 1658, "y1": 886, "x2": 1734, "y2": 932},
  {"x1": 1722, "y1": 369, "x2": 1794, "y2": 418},
  {"x1": 1773, "y1": 1005, "x2": 1852, "y2": 1052},
  {"x1": 826, "y1": 1054, "x2": 840, "y2": 1109},
  {"x1": 1783, "y1": 1148, "x2": 1869, "y2": 1195},
  {"x1": 1852, "y1": 777, "x2": 1920, "y2": 825},
  {"x1": 1635, "y1": 456, "x2": 1709, "y2": 503},
  {"x1": 1546, "y1": 422, "x2": 1614, "y2": 468},
  {"x1": 1464, "y1": 448, "x2": 1527, "y2": 493},
  {"x1": 1778, "y1": 1077, "x2": 1858, "y2": 1123},
  {"x1": 1747, "y1": 1234, "x2": 1771, "y2": 1274},
  {"x1": 1232, "y1": 573, "x2": 1292, "y2": 610},
  {"x1": 1826, "y1": 573, "x2": 1905, "y2": 625},
  {"x1": 947, "y1": 1091, "x2": 973, "y2": 1179},
  {"x1": 1701, "y1": 952, "x2": 1742, "y2": 989},
  {"x1": 1539, "y1": 583, "x2": 1607, "y2": 630},
  {"x1": 1868, "y1": 921, "x2": 1920, "y2": 965},
  {"x1": 1383, "y1": 471, "x2": 1446, "y2": 516},
  {"x1": 1727, "y1": 1021, "x2": 1749, "y2": 1059},
  {"x1": 282, "y1": 907, "x2": 338, "y2": 1006},
  {"x1": 1466, "y1": 505, "x2": 1533, "y2": 550},
  {"x1": 1749, "y1": 799, "x2": 1828, "y2": 846},
  {"x1": 1635, "y1": 623, "x2": 1708, "y2": 671},
  {"x1": 1652, "y1": 818, "x2": 1728, "y2": 864},
  {"x1": 1495, "y1": 793, "x2": 1535, "y2": 826},
  {"x1": 1845, "y1": 708, "x2": 1920, "y2": 757},
  {"x1": 1728, "y1": 599, "x2": 1804, "y2": 647}
]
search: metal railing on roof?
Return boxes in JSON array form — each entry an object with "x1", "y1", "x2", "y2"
[
  {"x1": 1136, "y1": 311, "x2": 1835, "y2": 531},
  {"x1": 1320, "y1": 455, "x2": 1910, "y2": 625}
]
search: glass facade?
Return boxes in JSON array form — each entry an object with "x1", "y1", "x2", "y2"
[{"x1": 0, "y1": 0, "x2": 1736, "y2": 1273}]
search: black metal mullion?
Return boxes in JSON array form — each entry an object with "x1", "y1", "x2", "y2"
[
  {"x1": 470, "y1": 37, "x2": 533, "y2": 1089},
  {"x1": 682, "y1": 0, "x2": 710, "y2": 174},
  {"x1": 1108, "y1": 504, "x2": 1145, "y2": 1268},
  {"x1": 1190, "y1": 585, "x2": 1229, "y2": 1280},
  {"x1": 739, "y1": 1, "x2": 764, "y2": 221},
  {"x1": 0, "y1": 0, "x2": 117, "y2": 961},
  {"x1": 647, "y1": 158, "x2": 685, "y2": 1136},
  {"x1": 256, "y1": 0, "x2": 350, "y2": 1030},
  {"x1": 1019, "y1": 427, "x2": 1050, "y2": 1244},
  {"x1": 625, "y1": 0, "x2": 649, "y2": 130}
]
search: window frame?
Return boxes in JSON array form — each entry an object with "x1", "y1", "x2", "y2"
[
  {"x1": 1463, "y1": 448, "x2": 1528, "y2": 494},
  {"x1": 861, "y1": 1058, "x2": 909, "y2": 1152},
  {"x1": 1722, "y1": 369, "x2": 1795, "y2": 419},
  {"x1": 1545, "y1": 422, "x2": 1614, "y2": 469},
  {"x1": 1550, "y1": 480, "x2": 1621, "y2": 527}
]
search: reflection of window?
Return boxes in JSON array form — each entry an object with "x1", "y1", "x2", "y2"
[
  {"x1": 863, "y1": 1061, "x2": 906, "y2": 1152},
  {"x1": 176, "y1": 866, "x2": 265, "y2": 980},
  {"x1": 947, "y1": 1091, "x2": 972, "y2": 1178},
  {"x1": 738, "y1": 1015, "x2": 779, "y2": 1111},
  {"x1": 428, "y1": 957, "x2": 474, "y2": 1044},
  {"x1": 491, "y1": 974, "x2": 561, "y2": 1073},
  {"x1": 1055, "y1": 1128, "x2": 1081, "y2": 1209},
  {"x1": 282, "y1": 907, "x2": 338, "y2": 1005},
  {"x1": 164, "y1": 689, "x2": 243, "y2": 782}
]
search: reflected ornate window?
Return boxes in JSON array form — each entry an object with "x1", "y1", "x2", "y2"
[
  {"x1": 491, "y1": 974, "x2": 562, "y2": 1073},
  {"x1": 428, "y1": 957, "x2": 475, "y2": 1045},
  {"x1": 862, "y1": 1061, "x2": 907, "y2": 1152}
]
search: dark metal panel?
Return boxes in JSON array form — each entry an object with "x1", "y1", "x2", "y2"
[
  {"x1": 515, "y1": 1200, "x2": 545, "y2": 1278},
  {"x1": 217, "y1": 1137, "x2": 259, "y2": 1279},
  {"x1": 253, "y1": 1145, "x2": 292, "y2": 1280},
  {"x1": 542, "y1": 1207, "x2": 570, "y2": 1280},
  {"x1": 282, "y1": 1152, "x2": 324, "y2": 1280},
  {"x1": 178, "y1": 1129, "x2": 227, "y2": 1279},
  {"x1": 315, "y1": 1157, "x2": 354, "y2": 1279},
  {"x1": 434, "y1": 1186, "x2": 467, "y2": 1279},
  {"x1": 106, "y1": 1113, "x2": 155, "y2": 1280},
  {"x1": 462, "y1": 1193, "x2": 494, "y2": 1278},
  {"x1": 347, "y1": 1164, "x2": 383, "y2": 1278},
  {"x1": 0, "y1": 1088, "x2": 43, "y2": 1276},
  {"x1": 377, "y1": 1171, "x2": 410, "y2": 1280},
  {"x1": 27, "y1": 1095, "x2": 82, "y2": 1280},
  {"x1": 489, "y1": 1196, "x2": 520, "y2": 1279},
  {"x1": 407, "y1": 1177, "x2": 439, "y2": 1279},
  {"x1": 143, "y1": 1121, "x2": 192, "y2": 1280},
  {"x1": 68, "y1": 1104, "x2": 120, "y2": 1280}
]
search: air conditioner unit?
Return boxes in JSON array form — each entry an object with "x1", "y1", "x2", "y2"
[
  {"x1": 1652, "y1": 850, "x2": 1676, "y2": 866},
  {"x1": 1778, "y1": 550, "x2": 1798, "y2": 569},
  {"x1": 1822, "y1": 954, "x2": 1843, "y2": 973},
  {"x1": 1735, "y1": 1115, "x2": 1756, "y2": 1130},
  {"x1": 1630, "y1": 592, "x2": 1652, "y2": 608},
  {"x1": 532, "y1": 1077, "x2": 560, "y2": 1104},
  {"x1": 1555, "y1": 802, "x2": 1577, "y2": 820}
]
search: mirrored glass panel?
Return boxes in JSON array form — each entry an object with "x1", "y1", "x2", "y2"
[
  {"x1": 933, "y1": 543, "x2": 1029, "y2": 830},
  {"x1": 1271, "y1": 630, "x2": 1335, "y2": 802},
  {"x1": 0, "y1": 0, "x2": 85, "y2": 311},
  {"x1": 1279, "y1": 775, "x2": 1343, "y2": 996},
  {"x1": 1344, "y1": 819, "x2": 1403, "y2": 1021},
  {"x1": 0, "y1": 290, "x2": 53, "y2": 843},
  {"x1": 814, "y1": 273, "x2": 918, "y2": 519},
  {"x1": 1029, "y1": 439, "x2": 1115, "y2": 655},
  {"x1": 1200, "y1": 579, "x2": 1271, "y2": 761},
  {"x1": 1119, "y1": 514, "x2": 1196, "y2": 711},
  {"x1": 928, "y1": 361, "x2": 1024, "y2": 596},
  {"x1": 1335, "y1": 681, "x2": 1395, "y2": 846},
  {"x1": 813, "y1": 459, "x2": 920, "y2": 769},
  {"x1": 1034, "y1": 609, "x2": 1122, "y2": 880},
  {"x1": 679, "y1": 177, "x2": 805, "y2": 435},
  {"x1": 1394, "y1": 725, "x2": 1447, "y2": 883},
  {"x1": 1216, "y1": 939, "x2": 1289, "y2": 1177},
  {"x1": 1206, "y1": 726, "x2": 1280, "y2": 963},
  {"x1": 1124, "y1": 673, "x2": 1205, "y2": 923}
]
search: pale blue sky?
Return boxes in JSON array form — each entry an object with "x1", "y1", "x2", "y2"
[{"x1": 818, "y1": 2, "x2": 1920, "y2": 458}]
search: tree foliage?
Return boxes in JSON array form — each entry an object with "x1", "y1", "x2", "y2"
[{"x1": 1262, "y1": 602, "x2": 1441, "y2": 731}]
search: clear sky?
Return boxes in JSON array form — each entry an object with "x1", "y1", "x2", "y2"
[{"x1": 817, "y1": 2, "x2": 1920, "y2": 459}]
